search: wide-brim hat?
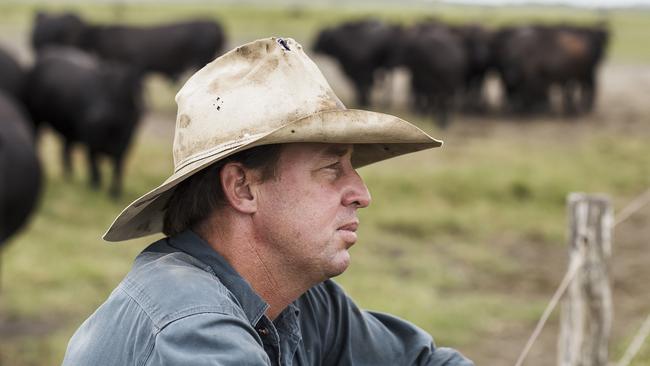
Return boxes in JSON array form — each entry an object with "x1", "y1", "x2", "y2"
[{"x1": 104, "y1": 37, "x2": 442, "y2": 242}]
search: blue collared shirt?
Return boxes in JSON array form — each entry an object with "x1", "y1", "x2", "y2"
[{"x1": 63, "y1": 230, "x2": 474, "y2": 365}]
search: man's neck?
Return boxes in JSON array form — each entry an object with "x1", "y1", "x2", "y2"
[{"x1": 197, "y1": 221, "x2": 314, "y2": 320}]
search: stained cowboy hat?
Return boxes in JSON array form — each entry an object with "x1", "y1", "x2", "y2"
[{"x1": 104, "y1": 37, "x2": 442, "y2": 242}]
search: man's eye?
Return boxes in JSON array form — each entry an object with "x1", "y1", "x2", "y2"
[
  {"x1": 322, "y1": 162, "x2": 344, "y2": 177},
  {"x1": 325, "y1": 162, "x2": 341, "y2": 171}
]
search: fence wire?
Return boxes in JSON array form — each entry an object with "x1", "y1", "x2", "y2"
[
  {"x1": 614, "y1": 188, "x2": 650, "y2": 227},
  {"x1": 615, "y1": 314, "x2": 650, "y2": 366},
  {"x1": 513, "y1": 188, "x2": 650, "y2": 366},
  {"x1": 513, "y1": 254, "x2": 583, "y2": 366}
]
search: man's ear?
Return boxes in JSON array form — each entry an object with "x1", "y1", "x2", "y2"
[{"x1": 220, "y1": 162, "x2": 257, "y2": 214}]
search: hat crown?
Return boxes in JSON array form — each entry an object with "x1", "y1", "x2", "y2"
[{"x1": 173, "y1": 37, "x2": 344, "y2": 172}]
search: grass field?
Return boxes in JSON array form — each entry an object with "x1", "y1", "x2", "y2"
[{"x1": 1, "y1": 2, "x2": 649, "y2": 365}]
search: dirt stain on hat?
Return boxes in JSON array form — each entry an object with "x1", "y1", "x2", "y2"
[{"x1": 178, "y1": 114, "x2": 191, "y2": 128}]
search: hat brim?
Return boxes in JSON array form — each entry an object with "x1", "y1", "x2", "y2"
[{"x1": 103, "y1": 109, "x2": 442, "y2": 242}]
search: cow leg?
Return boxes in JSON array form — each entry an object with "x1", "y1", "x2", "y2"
[
  {"x1": 437, "y1": 107, "x2": 449, "y2": 129},
  {"x1": 465, "y1": 76, "x2": 484, "y2": 113},
  {"x1": 467, "y1": 80, "x2": 478, "y2": 113},
  {"x1": 87, "y1": 149, "x2": 101, "y2": 190},
  {"x1": 386, "y1": 71, "x2": 396, "y2": 108},
  {"x1": 476, "y1": 75, "x2": 488, "y2": 113},
  {"x1": 416, "y1": 92, "x2": 427, "y2": 115},
  {"x1": 376, "y1": 70, "x2": 393, "y2": 109},
  {"x1": 563, "y1": 81, "x2": 577, "y2": 116},
  {"x1": 434, "y1": 94, "x2": 450, "y2": 129},
  {"x1": 357, "y1": 82, "x2": 371, "y2": 107},
  {"x1": 537, "y1": 86, "x2": 551, "y2": 115},
  {"x1": 527, "y1": 78, "x2": 549, "y2": 115},
  {"x1": 62, "y1": 140, "x2": 73, "y2": 179},
  {"x1": 168, "y1": 72, "x2": 181, "y2": 85},
  {"x1": 109, "y1": 155, "x2": 123, "y2": 199},
  {"x1": 413, "y1": 89, "x2": 426, "y2": 114},
  {"x1": 505, "y1": 83, "x2": 524, "y2": 115},
  {"x1": 515, "y1": 85, "x2": 535, "y2": 115},
  {"x1": 581, "y1": 73, "x2": 596, "y2": 113}
]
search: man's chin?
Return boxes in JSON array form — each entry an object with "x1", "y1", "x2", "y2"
[{"x1": 325, "y1": 252, "x2": 351, "y2": 278}]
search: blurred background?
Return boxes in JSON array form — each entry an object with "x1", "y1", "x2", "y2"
[{"x1": 1, "y1": 0, "x2": 649, "y2": 365}]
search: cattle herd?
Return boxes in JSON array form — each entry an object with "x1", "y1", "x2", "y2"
[
  {"x1": 0, "y1": 12, "x2": 226, "y2": 247},
  {"x1": 314, "y1": 18, "x2": 608, "y2": 127},
  {"x1": 0, "y1": 11, "x2": 608, "y2": 246}
]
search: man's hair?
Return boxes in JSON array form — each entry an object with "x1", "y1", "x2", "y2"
[{"x1": 163, "y1": 144, "x2": 283, "y2": 237}]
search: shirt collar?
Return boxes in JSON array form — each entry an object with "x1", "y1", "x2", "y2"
[{"x1": 166, "y1": 229, "x2": 269, "y2": 326}]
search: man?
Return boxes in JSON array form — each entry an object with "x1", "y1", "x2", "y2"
[{"x1": 63, "y1": 37, "x2": 474, "y2": 365}]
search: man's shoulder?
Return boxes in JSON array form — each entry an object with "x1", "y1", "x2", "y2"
[
  {"x1": 62, "y1": 240, "x2": 256, "y2": 366},
  {"x1": 297, "y1": 279, "x2": 351, "y2": 316},
  {"x1": 118, "y1": 242, "x2": 246, "y2": 328}
]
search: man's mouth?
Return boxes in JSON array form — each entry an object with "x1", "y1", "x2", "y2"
[
  {"x1": 337, "y1": 222, "x2": 359, "y2": 245},
  {"x1": 338, "y1": 222, "x2": 359, "y2": 232}
]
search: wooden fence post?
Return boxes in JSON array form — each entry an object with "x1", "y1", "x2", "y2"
[{"x1": 558, "y1": 193, "x2": 613, "y2": 366}]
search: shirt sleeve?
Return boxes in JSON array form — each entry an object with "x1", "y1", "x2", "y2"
[
  {"x1": 300, "y1": 280, "x2": 474, "y2": 366},
  {"x1": 145, "y1": 312, "x2": 271, "y2": 366}
]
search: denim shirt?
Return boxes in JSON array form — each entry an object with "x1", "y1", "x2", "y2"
[{"x1": 63, "y1": 230, "x2": 474, "y2": 366}]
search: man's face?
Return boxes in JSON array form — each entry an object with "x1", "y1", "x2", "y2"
[{"x1": 252, "y1": 143, "x2": 371, "y2": 283}]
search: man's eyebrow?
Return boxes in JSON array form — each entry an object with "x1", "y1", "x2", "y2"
[{"x1": 322, "y1": 145, "x2": 352, "y2": 158}]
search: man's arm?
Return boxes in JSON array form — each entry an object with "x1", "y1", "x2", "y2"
[
  {"x1": 358, "y1": 310, "x2": 475, "y2": 366},
  {"x1": 299, "y1": 280, "x2": 474, "y2": 366},
  {"x1": 146, "y1": 312, "x2": 270, "y2": 365}
]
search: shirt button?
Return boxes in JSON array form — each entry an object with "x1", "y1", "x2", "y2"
[{"x1": 257, "y1": 326, "x2": 269, "y2": 337}]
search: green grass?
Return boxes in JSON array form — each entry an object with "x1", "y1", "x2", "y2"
[{"x1": 1, "y1": 2, "x2": 650, "y2": 365}]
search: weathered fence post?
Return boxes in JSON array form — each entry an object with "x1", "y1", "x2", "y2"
[{"x1": 558, "y1": 193, "x2": 613, "y2": 366}]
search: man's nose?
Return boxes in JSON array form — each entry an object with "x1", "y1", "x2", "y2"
[{"x1": 342, "y1": 170, "x2": 371, "y2": 209}]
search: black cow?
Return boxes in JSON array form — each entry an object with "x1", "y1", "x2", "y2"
[
  {"x1": 313, "y1": 19, "x2": 401, "y2": 107},
  {"x1": 395, "y1": 21, "x2": 467, "y2": 128},
  {"x1": 0, "y1": 91, "x2": 42, "y2": 245},
  {"x1": 31, "y1": 11, "x2": 86, "y2": 51},
  {"x1": 450, "y1": 24, "x2": 493, "y2": 113},
  {"x1": 492, "y1": 24, "x2": 608, "y2": 115},
  {"x1": 31, "y1": 12, "x2": 226, "y2": 81},
  {"x1": 491, "y1": 25, "x2": 548, "y2": 114},
  {"x1": 547, "y1": 23, "x2": 609, "y2": 114},
  {"x1": 25, "y1": 47, "x2": 143, "y2": 198},
  {"x1": 0, "y1": 47, "x2": 26, "y2": 101}
]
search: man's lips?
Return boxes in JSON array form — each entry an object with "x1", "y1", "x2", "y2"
[
  {"x1": 338, "y1": 222, "x2": 359, "y2": 246},
  {"x1": 338, "y1": 222, "x2": 359, "y2": 232}
]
